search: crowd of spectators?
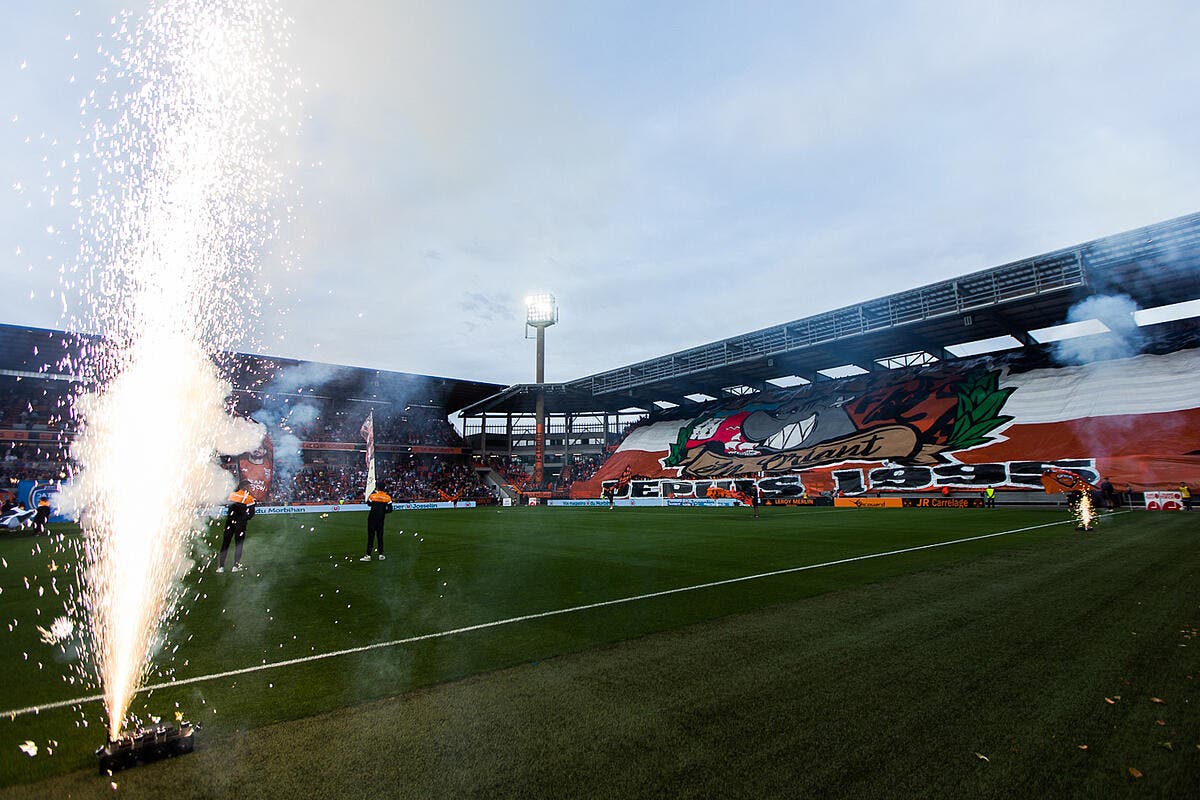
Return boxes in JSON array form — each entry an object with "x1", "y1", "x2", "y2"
[
  {"x1": 2, "y1": 443, "x2": 70, "y2": 484},
  {"x1": 385, "y1": 458, "x2": 493, "y2": 501},
  {"x1": 234, "y1": 455, "x2": 497, "y2": 506},
  {"x1": 245, "y1": 401, "x2": 465, "y2": 448},
  {"x1": 565, "y1": 454, "x2": 606, "y2": 484},
  {"x1": 289, "y1": 463, "x2": 367, "y2": 504},
  {"x1": 377, "y1": 409, "x2": 463, "y2": 447},
  {"x1": 0, "y1": 391, "x2": 66, "y2": 431},
  {"x1": 0, "y1": 378, "x2": 626, "y2": 499}
]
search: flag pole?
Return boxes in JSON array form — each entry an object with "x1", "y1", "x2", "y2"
[{"x1": 360, "y1": 410, "x2": 376, "y2": 501}]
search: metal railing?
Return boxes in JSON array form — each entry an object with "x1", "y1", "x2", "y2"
[
  {"x1": 576, "y1": 249, "x2": 1087, "y2": 396},
  {"x1": 571, "y1": 212, "x2": 1200, "y2": 397}
]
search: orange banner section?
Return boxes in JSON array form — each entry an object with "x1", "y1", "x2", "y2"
[
  {"x1": 834, "y1": 497, "x2": 903, "y2": 509},
  {"x1": 706, "y1": 485, "x2": 752, "y2": 505},
  {"x1": 0, "y1": 429, "x2": 58, "y2": 442}
]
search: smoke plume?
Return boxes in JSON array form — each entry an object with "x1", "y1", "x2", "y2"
[
  {"x1": 1053, "y1": 294, "x2": 1144, "y2": 365},
  {"x1": 249, "y1": 362, "x2": 342, "y2": 501}
]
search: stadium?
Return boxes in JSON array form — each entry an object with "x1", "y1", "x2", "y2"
[
  {"x1": 1, "y1": 211, "x2": 1198, "y2": 797},
  {"x1": 5, "y1": 2, "x2": 1200, "y2": 797}
]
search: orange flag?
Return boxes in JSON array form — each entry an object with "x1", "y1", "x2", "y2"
[{"x1": 1040, "y1": 467, "x2": 1098, "y2": 495}]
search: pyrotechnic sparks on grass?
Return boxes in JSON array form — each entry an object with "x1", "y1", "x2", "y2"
[
  {"x1": 52, "y1": 0, "x2": 301, "y2": 741},
  {"x1": 36, "y1": 616, "x2": 74, "y2": 645},
  {"x1": 1075, "y1": 490, "x2": 1096, "y2": 531}
]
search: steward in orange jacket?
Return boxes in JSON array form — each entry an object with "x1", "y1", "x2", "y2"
[
  {"x1": 218, "y1": 480, "x2": 256, "y2": 573},
  {"x1": 362, "y1": 485, "x2": 393, "y2": 561}
]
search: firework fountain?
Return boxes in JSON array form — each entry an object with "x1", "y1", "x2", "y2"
[
  {"x1": 1040, "y1": 467, "x2": 1099, "y2": 532},
  {"x1": 58, "y1": 0, "x2": 299, "y2": 744},
  {"x1": 1073, "y1": 489, "x2": 1096, "y2": 531}
]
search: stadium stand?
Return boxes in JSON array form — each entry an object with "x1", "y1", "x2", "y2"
[
  {"x1": 2, "y1": 213, "x2": 1198, "y2": 505},
  {"x1": 458, "y1": 212, "x2": 1200, "y2": 501},
  {"x1": 0, "y1": 334, "x2": 503, "y2": 504}
]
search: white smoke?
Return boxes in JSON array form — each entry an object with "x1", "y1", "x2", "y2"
[
  {"x1": 265, "y1": 361, "x2": 342, "y2": 394},
  {"x1": 246, "y1": 362, "x2": 341, "y2": 501},
  {"x1": 249, "y1": 405, "x2": 314, "y2": 502},
  {"x1": 1053, "y1": 294, "x2": 1144, "y2": 365},
  {"x1": 57, "y1": 353, "x2": 266, "y2": 520}
]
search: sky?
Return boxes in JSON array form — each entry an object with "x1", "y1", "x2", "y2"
[{"x1": 3, "y1": 0, "x2": 1199, "y2": 388}]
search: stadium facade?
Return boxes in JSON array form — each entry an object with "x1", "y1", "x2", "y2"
[{"x1": 1, "y1": 213, "x2": 1198, "y2": 501}]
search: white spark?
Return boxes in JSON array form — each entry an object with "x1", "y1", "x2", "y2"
[
  {"x1": 37, "y1": 616, "x2": 75, "y2": 645},
  {"x1": 57, "y1": 0, "x2": 301, "y2": 740}
]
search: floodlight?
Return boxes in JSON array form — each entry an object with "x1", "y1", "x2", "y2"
[{"x1": 525, "y1": 293, "x2": 558, "y2": 328}]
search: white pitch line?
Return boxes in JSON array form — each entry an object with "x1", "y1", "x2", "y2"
[{"x1": 2, "y1": 514, "x2": 1092, "y2": 721}]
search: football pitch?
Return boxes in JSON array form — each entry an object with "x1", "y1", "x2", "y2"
[{"x1": 0, "y1": 506, "x2": 1197, "y2": 798}]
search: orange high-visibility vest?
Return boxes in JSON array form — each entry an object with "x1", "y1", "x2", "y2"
[{"x1": 228, "y1": 489, "x2": 256, "y2": 505}]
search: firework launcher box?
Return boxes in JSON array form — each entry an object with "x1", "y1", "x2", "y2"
[{"x1": 96, "y1": 722, "x2": 197, "y2": 774}]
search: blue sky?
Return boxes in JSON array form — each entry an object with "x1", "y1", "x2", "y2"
[{"x1": 3, "y1": 1, "x2": 1199, "y2": 386}]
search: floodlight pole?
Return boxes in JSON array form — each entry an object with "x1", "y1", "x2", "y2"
[
  {"x1": 524, "y1": 293, "x2": 557, "y2": 487},
  {"x1": 534, "y1": 325, "x2": 546, "y2": 485}
]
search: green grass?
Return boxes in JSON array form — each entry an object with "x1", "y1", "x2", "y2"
[{"x1": 0, "y1": 507, "x2": 1197, "y2": 797}]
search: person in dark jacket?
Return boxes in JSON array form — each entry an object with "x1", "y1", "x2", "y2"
[
  {"x1": 362, "y1": 483, "x2": 393, "y2": 561},
  {"x1": 217, "y1": 480, "x2": 256, "y2": 573},
  {"x1": 1100, "y1": 477, "x2": 1116, "y2": 511},
  {"x1": 33, "y1": 496, "x2": 51, "y2": 533}
]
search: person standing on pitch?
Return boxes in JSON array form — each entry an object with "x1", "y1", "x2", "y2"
[
  {"x1": 1100, "y1": 477, "x2": 1116, "y2": 511},
  {"x1": 362, "y1": 482, "x2": 393, "y2": 561},
  {"x1": 217, "y1": 479, "x2": 256, "y2": 573},
  {"x1": 33, "y1": 496, "x2": 51, "y2": 532}
]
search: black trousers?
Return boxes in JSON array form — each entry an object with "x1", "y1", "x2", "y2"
[
  {"x1": 220, "y1": 521, "x2": 247, "y2": 567},
  {"x1": 367, "y1": 519, "x2": 385, "y2": 554}
]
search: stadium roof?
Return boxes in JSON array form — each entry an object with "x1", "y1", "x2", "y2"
[
  {"x1": 0, "y1": 324, "x2": 504, "y2": 413},
  {"x1": 462, "y1": 211, "x2": 1200, "y2": 417}
]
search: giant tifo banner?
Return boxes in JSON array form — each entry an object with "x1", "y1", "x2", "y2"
[{"x1": 573, "y1": 348, "x2": 1200, "y2": 497}]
